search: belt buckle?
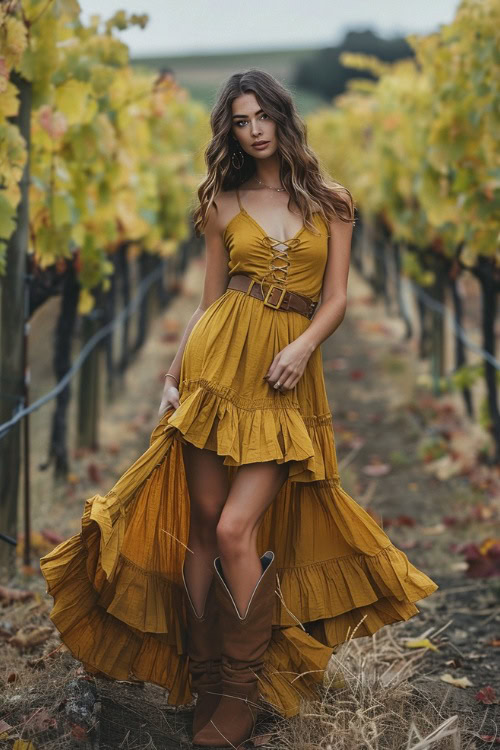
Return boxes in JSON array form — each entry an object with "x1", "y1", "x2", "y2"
[{"x1": 263, "y1": 284, "x2": 287, "y2": 310}]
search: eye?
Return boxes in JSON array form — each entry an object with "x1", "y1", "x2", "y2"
[{"x1": 235, "y1": 113, "x2": 270, "y2": 127}]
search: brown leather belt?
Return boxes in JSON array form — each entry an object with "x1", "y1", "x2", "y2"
[{"x1": 227, "y1": 273, "x2": 318, "y2": 320}]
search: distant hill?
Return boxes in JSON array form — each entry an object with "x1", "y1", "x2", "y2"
[
  {"x1": 131, "y1": 30, "x2": 414, "y2": 114},
  {"x1": 130, "y1": 47, "x2": 326, "y2": 115}
]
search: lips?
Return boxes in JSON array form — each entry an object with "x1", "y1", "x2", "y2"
[{"x1": 253, "y1": 141, "x2": 269, "y2": 148}]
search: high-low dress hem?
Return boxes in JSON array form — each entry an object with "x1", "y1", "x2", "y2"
[
  {"x1": 41, "y1": 407, "x2": 439, "y2": 718},
  {"x1": 40, "y1": 195, "x2": 438, "y2": 719}
]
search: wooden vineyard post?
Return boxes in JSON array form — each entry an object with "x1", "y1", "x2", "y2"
[{"x1": 0, "y1": 72, "x2": 31, "y2": 574}]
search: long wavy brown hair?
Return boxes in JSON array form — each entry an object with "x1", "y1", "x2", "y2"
[{"x1": 192, "y1": 68, "x2": 355, "y2": 238}]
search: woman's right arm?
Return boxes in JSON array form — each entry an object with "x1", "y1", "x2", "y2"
[{"x1": 158, "y1": 199, "x2": 230, "y2": 417}]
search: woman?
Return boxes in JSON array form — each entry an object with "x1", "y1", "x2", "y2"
[{"x1": 41, "y1": 69, "x2": 438, "y2": 749}]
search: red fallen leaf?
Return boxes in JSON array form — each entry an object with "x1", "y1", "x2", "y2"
[
  {"x1": 7, "y1": 672, "x2": 17, "y2": 683},
  {"x1": 395, "y1": 514, "x2": 416, "y2": 527},
  {"x1": 0, "y1": 719, "x2": 12, "y2": 733},
  {"x1": 479, "y1": 736, "x2": 500, "y2": 744},
  {"x1": 349, "y1": 369, "x2": 365, "y2": 380},
  {"x1": 442, "y1": 515, "x2": 459, "y2": 527},
  {"x1": 475, "y1": 686, "x2": 499, "y2": 705},
  {"x1": 0, "y1": 585, "x2": 34, "y2": 604},
  {"x1": 459, "y1": 539, "x2": 500, "y2": 578},
  {"x1": 87, "y1": 462, "x2": 101, "y2": 483},
  {"x1": 70, "y1": 724, "x2": 87, "y2": 740},
  {"x1": 489, "y1": 638, "x2": 500, "y2": 647},
  {"x1": 40, "y1": 529, "x2": 64, "y2": 545}
]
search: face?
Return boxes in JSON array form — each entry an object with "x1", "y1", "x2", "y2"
[{"x1": 230, "y1": 92, "x2": 278, "y2": 160}]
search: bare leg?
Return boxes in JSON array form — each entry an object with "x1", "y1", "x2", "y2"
[
  {"x1": 182, "y1": 441, "x2": 229, "y2": 616},
  {"x1": 215, "y1": 459, "x2": 289, "y2": 618}
]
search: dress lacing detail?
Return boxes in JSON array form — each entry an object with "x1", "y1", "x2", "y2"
[{"x1": 257, "y1": 235, "x2": 301, "y2": 299}]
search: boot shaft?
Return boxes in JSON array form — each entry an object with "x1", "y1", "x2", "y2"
[{"x1": 213, "y1": 551, "x2": 276, "y2": 665}]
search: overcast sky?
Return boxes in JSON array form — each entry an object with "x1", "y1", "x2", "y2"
[{"x1": 78, "y1": 0, "x2": 462, "y2": 57}]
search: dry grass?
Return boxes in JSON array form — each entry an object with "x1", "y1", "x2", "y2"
[
  {"x1": 254, "y1": 620, "x2": 474, "y2": 750},
  {"x1": 2, "y1": 587, "x2": 481, "y2": 750}
]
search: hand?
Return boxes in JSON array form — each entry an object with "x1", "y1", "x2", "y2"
[
  {"x1": 158, "y1": 382, "x2": 180, "y2": 420},
  {"x1": 263, "y1": 339, "x2": 312, "y2": 392}
]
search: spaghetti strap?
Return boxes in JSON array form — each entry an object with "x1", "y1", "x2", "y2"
[{"x1": 235, "y1": 187, "x2": 243, "y2": 211}]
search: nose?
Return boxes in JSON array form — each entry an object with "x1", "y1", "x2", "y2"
[{"x1": 250, "y1": 119, "x2": 262, "y2": 137}]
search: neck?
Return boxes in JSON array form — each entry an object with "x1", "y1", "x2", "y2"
[{"x1": 254, "y1": 152, "x2": 282, "y2": 188}]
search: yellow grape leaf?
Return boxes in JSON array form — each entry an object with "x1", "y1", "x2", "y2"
[
  {"x1": 0, "y1": 194, "x2": 17, "y2": 240},
  {"x1": 78, "y1": 288, "x2": 94, "y2": 315},
  {"x1": 3, "y1": 16, "x2": 28, "y2": 68},
  {"x1": 55, "y1": 80, "x2": 96, "y2": 126},
  {"x1": 13, "y1": 740, "x2": 36, "y2": 750},
  {"x1": 402, "y1": 637, "x2": 439, "y2": 652},
  {"x1": 440, "y1": 673, "x2": 473, "y2": 688},
  {"x1": 1, "y1": 81, "x2": 20, "y2": 117}
]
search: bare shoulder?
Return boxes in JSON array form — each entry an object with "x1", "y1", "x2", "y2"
[{"x1": 207, "y1": 189, "x2": 240, "y2": 237}]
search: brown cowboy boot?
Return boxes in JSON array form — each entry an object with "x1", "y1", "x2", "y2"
[
  {"x1": 192, "y1": 550, "x2": 275, "y2": 748},
  {"x1": 182, "y1": 562, "x2": 223, "y2": 737}
]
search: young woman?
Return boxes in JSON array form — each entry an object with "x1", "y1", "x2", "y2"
[{"x1": 41, "y1": 69, "x2": 438, "y2": 749}]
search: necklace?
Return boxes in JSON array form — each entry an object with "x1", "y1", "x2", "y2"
[{"x1": 253, "y1": 176, "x2": 287, "y2": 192}]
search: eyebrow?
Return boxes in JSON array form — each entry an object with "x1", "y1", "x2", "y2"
[{"x1": 232, "y1": 109, "x2": 264, "y2": 119}]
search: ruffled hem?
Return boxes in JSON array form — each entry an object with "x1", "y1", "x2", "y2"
[
  {"x1": 40, "y1": 408, "x2": 439, "y2": 718},
  {"x1": 274, "y1": 543, "x2": 438, "y2": 627},
  {"x1": 167, "y1": 377, "x2": 340, "y2": 483}
]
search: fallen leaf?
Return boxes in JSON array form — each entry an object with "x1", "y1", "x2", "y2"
[
  {"x1": 489, "y1": 638, "x2": 500, "y2": 647},
  {"x1": 362, "y1": 462, "x2": 391, "y2": 477},
  {"x1": 420, "y1": 523, "x2": 447, "y2": 536},
  {"x1": 13, "y1": 741, "x2": 36, "y2": 750},
  {"x1": 0, "y1": 585, "x2": 34, "y2": 604},
  {"x1": 40, "y1": 529, "x2": 64, "y2": 546},
  {"x1": 70, "y1": 724, "x2": 87, "y2": 740},
  {"x1": 87, "y1": 462, "x2": 101, "y2": 483},
  {"x1": 9, "y1": 627, "x2": 53, "y2": 650},
  {"x1": 440, "y1": 673, "x2": 473, "y2": 688},
  {"x1": 402, "y1": 637, "x2": 439, "y2": 652},
  {"x1": 476, "y1": 686, "x2": 499, "y2": 705},
  {"x1": 349, "y1": 369, "x2": 365, "y2": 380},
  {"x1": 24, "y1": 708, "x2": 57, "y2": 733},
  {"x1": 398, "y1": 539, "x2": 418, "y2": 550}
]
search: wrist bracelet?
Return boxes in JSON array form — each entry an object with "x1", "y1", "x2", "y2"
[{"x1": 165, "y1": 372, "x2": 179, "y2": 385}]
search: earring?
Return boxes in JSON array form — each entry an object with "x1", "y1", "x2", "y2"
[{"x1": 231, "y1": 146, "x2": 245, "y2": 170}]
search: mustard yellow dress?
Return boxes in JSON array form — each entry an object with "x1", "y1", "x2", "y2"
[{"x1": 40, "y1": 189, "x2": 439, "y2": 718}]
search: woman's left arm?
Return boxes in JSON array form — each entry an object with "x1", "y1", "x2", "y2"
[{"x1": 264, "y1": 215, "x2": 353, "y2": 391}]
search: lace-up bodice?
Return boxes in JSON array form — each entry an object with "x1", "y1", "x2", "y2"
[{"x1": 223, "y1": 188, "x2": 330, "y2": 302}]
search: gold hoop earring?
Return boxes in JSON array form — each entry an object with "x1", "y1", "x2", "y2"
[{"x1": 231, "y1": 146, "x2": 245, "y2": 170}]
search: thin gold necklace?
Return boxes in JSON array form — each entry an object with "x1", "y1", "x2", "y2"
[{"x1": 253, "y1": 176, "x2": 287, "y2": 193}]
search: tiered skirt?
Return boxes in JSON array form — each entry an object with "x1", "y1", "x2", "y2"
[{"x1": 40, "y1": 288, "x2": 439, "y2": 717}]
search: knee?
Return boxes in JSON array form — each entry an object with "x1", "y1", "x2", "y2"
[
  {"x1": 216, "y1": 513, "x2": 251, "y2": 558},
  {"x1": 190, "y1": 500, "x2": 221, "y2": 541}
]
